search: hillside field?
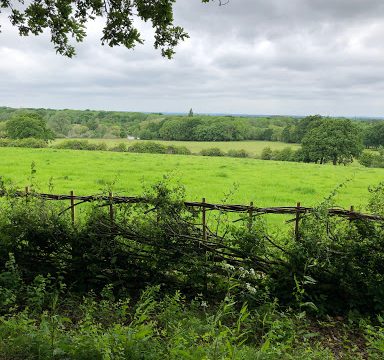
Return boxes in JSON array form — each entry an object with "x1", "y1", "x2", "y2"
[
  {"x1": 0, "y1": 147, "x2": 382, "y2": 210},
  {"x1": 53, "y1": 138, "x2": 301, "y2": 157}
]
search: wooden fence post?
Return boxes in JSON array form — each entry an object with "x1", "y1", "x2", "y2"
[
  {"x1": 248, "y1": 201, "x2": 253, "y2": 231},
  {"x1": 109, "y1": 191, "x2": 114, "y2": 224},
  {"x1": 295, "y1": 202, "x2": 301, "y2": 241},
  {"x1": 349, "y1": 205, "x2": 355, "y2": 223},
  {"x1": 70, "y1": 191, "x2": 75, "y2": 225},
  {"x1": 25, "y1": 186, "x2": 29, "y2": 204},
  {"x1": 202, "y1": 198, "x2": 207, "y2": 241}
]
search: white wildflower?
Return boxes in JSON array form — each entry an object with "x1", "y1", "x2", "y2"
[
  {"x1": 222, "y1": 263, "x2": 235, "y2": 271},
  {"x1": 245, "y1": 282, "x2": 258, "y2": 295}
]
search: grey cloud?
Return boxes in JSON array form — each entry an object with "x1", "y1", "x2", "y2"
[{"x1": 1, "y1": 1, "x2": 384, "y2": 116}]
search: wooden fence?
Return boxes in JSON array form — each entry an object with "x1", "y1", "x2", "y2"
[{"x1": 1, "y1": 188, "x2": 383, "y2": 239}]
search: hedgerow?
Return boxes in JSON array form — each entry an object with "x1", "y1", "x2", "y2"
[{"x1": 1, "y1": 179, "x2": 384, "y2": 358}]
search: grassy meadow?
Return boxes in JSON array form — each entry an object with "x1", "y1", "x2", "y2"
[
  {"x1": 0, "y1": 147, "x2": 382, "y2": 210},
  {"x1": 53, "y1": 138, "x2": 301, "y2": 157}
]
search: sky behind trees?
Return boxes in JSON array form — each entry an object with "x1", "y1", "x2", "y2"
[{"x1": 1, "y1": 0, "x2": 384, "y2": 116}]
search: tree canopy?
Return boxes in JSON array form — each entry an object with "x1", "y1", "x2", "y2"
[
  {"x1": 0, "y1": 0, "x2": 219, "y2": 58},
  {"x1": 6, "y1": 113, "x2": 55, "y2": 141},
  {"x1": 364, "y1": 122, "x2": 384, "y2": 149},
  {"x1": 301, "y1": 118, "x2": 363, "y2": 165}
]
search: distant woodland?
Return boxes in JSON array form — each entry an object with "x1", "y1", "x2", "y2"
[{"x1": 0, "y1": 107, "x2": 383, "y2": 147}]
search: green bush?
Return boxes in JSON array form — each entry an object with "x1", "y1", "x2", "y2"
[
  {"x1": 261, "y1": 147, "x2": 273, "y2": 160},
  {"x1": 110, "y1": 142, "x2": 128, "y2": 152},
  {"x1": 53, "y1": 140, "x2": 107, "y2": 151},
  {"x1": 359, "y1": 150, "x2": 384, "y2": 168},
  {"x1": 0, "y1": 197, "x2": 73, "y2": 283},
  {"x1": 128, "y1": 141, "x2": 166, "y2": 154},
  {"x1": 261, "y1": 146, "x2": 304, "y2": 163},
  {"x1": 0, "y1": 137, "x2": 47, "y2": 148},
  {"x1": 272, "y1": 147, "x2": 294, "y2": 161},
  {"x1": 200, "y1": 147, "x2": 225, "y2": 156},
  {"x1": 227, "y1": 149, "x2": 250, "y2": 158},
  {"x1": 127, "y1": 141, "x2": 191, "y2": 155},
  {"x1": 165, "y1": 145, "x2": 191, "y2": 155}
]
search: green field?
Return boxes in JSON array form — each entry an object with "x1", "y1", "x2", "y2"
[
  {"x1": 1, "y1": 147, "x2": 382, "y2": 210},
  {"x1": 53, "y1": 138, "x2": 300, "y2": 157}
]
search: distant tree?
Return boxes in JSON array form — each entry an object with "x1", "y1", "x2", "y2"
[
  {"x1": 68, "y1": 124, "x2": 90, "y2": 138},
  {"x1": 294, "y1": 115, "x2": 323, "y2": 142},
  {"x1": 0, "y1": 122, "x2": 6, "y2": 138},
  {"x1": 47, "y1": 112, "x2": 71, "y2": 137},
  {"x1": 159, "y1": 117, "x2": 202, "y2": 140},
  {"x1": 281, "y1": 124, "x2": 299, "y2": 143},
  {"x1": 363, "y1": 122, "x2": 384, "y2": 148},
  {"x1": 188, "y1": 108, "x2": 194, "y2": 117},
  {"x1": 261, "y1": 128, "x2": 273, "y2": 141},
  {"x1": 6, "y1": 114, "x2": 55, "y2": 141},
  {"x1": 301, "y1": 119, "x2": 363, "y2": 165}
]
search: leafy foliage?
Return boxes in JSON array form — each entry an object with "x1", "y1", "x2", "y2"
[
  {"x1": 359, "y1": 148, "x2": 384, "y2": 168},
  {"x1": 5, "y1": 113, "x2": 55, "y2": 141},
  {"x1": 301, "y1": 118, "x2": 363, "y2": 165},
  {"x1": 1, "y1": 0, "x2": 197, "y2": 58}
]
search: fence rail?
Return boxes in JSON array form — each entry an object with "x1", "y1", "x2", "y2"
[{"x1": 0, "y1": 189, "x2": 383, "y2": 222}]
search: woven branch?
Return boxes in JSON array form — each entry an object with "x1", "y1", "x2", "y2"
[{"x1": 0, "y1": 189, "x2": 382, "y2": 222}]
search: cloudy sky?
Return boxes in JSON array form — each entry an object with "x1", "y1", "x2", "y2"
[{"x1": 1, "y1": 0, "x2": 384, "y2": 116}]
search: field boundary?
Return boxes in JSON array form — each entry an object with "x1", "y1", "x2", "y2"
[{"x1": 0, "y1": 189, "x2": 382, "y2": 223}]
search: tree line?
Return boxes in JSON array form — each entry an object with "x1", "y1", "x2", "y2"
[
  {"x1": 1, "y1": 107, "x2": 384, "y2": 166},
  {"x1": 1, "y1": 106, "x2": 383, "y2": 144},
  {"x1": 0, "y1": 107, "x2": 298, "y2": 141}
]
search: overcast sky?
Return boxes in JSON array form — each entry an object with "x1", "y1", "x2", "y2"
[{"x1": 1, "y1": 0, "x2": 384, "y2": 116}]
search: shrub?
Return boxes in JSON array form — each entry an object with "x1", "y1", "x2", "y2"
[
  {"x1": 0, "y1": 138, "x2": 47, "y2": 148},
  {"x1": 272, "y1": 147, "x2": 294, "y2": 161},
  {"x1": 18, "y1": 138, "x2": 48, "y2": 148},
  {"x1": 128, "y1": 141, "x2": 167, "y2": 154},
  {"x1": 53, "y1": 140, "x2": 107, "y2": 151},
  {"x1": 87, "y1": 142, "x2": 108, "y2": 151},
  {"x1": 359, "y1": 152, "x2": 375, "y2": 167},
  {"x1": 127, "y1": 141, "x2": 191, "y2": 155},
  {"x1": 110, "y1": 142, "x2": 128, "y2": 152},
  {"x1": 359, "y1": 150, "x2": 384, "y2": 168},
  {"x1": 261, "y1": 147, "x2": 273, "y2": 160},
  {"x1": 227, "y1": 149, "x2": 249, "y2": 158},
  {"x1": 200, "y1": 147, "x2": 225, "y2": 156},
  {"x1": 165, "y1": 145, "x2": 191, "y2": 155}
]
